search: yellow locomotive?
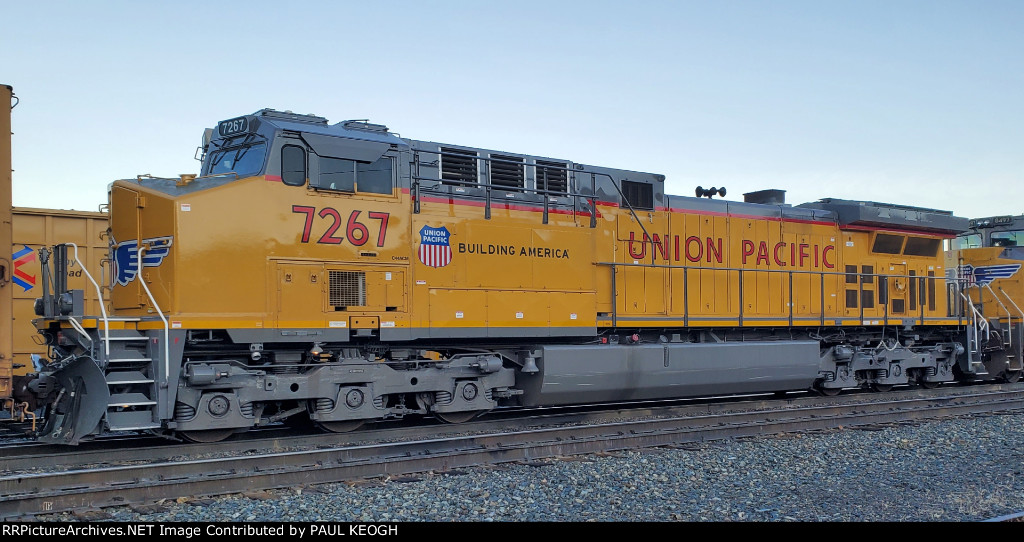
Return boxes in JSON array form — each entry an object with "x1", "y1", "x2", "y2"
[{"x1": 26, "y1": 109, "x2": 1024, "y2": 444}]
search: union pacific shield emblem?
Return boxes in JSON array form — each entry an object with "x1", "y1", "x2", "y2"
[{"x1": 418, "y1": 225, "x2": 452, "y2": 268}]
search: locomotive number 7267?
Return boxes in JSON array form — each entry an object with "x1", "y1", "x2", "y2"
[{"x1": 292, "y1": 205, "x2": 390, "y2": 247}]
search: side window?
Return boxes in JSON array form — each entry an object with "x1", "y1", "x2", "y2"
[
  {"x1": 903, "y1": 237, "x2": 941, "y2": 257},
  {"x1": 871, "y1": 234, "x2": 904, "y2": 254},
  {"x1": 314, "y1": 156, "x2": 393, "y2": 195},
  {"x1": 320, "y1": 157, "x2": 356, "y2": 192},
  {"x1": 357, "y1": 157, "x2": 393, "y2": 195},
  {"x1": 282, "y1": 145, "x2": 307, "y2": 186}
]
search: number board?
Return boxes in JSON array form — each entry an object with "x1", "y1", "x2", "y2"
[{"x1": 218, "y1": 116, "x2": 252, "y2": 137}]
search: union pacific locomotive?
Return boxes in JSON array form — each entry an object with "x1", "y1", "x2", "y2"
[{"x1": 24, "y1": 108, "x2": 1024, "y2": 444}]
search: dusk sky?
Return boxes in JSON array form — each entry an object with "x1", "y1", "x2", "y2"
[{"x1": 4, "y1": 0, "x2": 1022, "y2": 219}]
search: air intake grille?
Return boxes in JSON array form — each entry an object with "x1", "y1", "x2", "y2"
[
  {"x1": 329, "y1": 271, "x2": 366, "y2": 308},
  {"x1": 490, "y1": 154, "x2": 524, "y2": 189},
  {"x1": 441, "y1": 147, "x2": 478, "y2": 186},
  {"x1": 536, "y1": 160, "x2": 567, "y2": 194}
]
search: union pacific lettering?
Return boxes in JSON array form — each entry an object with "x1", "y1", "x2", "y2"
[{"x1": 627, "y1": 232, "x2": 835, "y2": 269}]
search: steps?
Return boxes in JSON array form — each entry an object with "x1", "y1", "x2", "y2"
[{"x1": 101, "y1": 329, "x2": 161, "y2": 432}]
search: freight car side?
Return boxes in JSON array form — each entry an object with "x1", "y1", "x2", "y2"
[
  {"x1": 1, "y1": 85, "x2": 13, "y2": 404},
  {"x1": 10, "y1": 208, "x2": 107, "y2": 382}
]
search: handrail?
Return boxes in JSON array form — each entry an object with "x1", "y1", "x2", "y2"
[
  {"x1": 136, "y1": 245, "x2": 170, "y2": 388},
  {"x1": 409, "y1": 148, "x2": 615, "y2": 231},
  {"x1": 997, "y1": 286, "x2": 1024, "y2": 322},
  {"x1": 67, "y1": 243, "x2": 109, "y2": 357},
  {"x1": 983, "y1": 283, "x2": 1013, "y2": 348},
  {"x1": 65, "y1": 316, "x2": 93, "y2": 351},
  {"x1": 959, "y1": 292, "x2": 987, "y2": 332},
  {"x1": 960, "y1": 291, "x2": 987, "y2": 359}
]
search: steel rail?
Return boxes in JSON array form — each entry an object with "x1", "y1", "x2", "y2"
[
  {"x1": 2, "y1": 387, "x2": 1023, "y2": 519},
  {"x1": 0, "y1": 385, "x2": 1009, "y2": 472}
]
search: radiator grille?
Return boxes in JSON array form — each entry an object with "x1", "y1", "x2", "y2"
[
  {"x1": 490, "y1": 154, "x2": 524, "y2": 189},
  {"x1": 441, "y1": 147, "x2": 478, "y2": 186},
  {"x1": 329, "y1": 271, "x2": 366, "y2": 308},
  {"x1": 535, "y1": 160, "x2": 567, "y2": 194}
]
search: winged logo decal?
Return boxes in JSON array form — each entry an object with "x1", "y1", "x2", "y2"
[
  {"x1": 958, "y1": 263, "x2": 1022, "y2": 288},
  {"x1": 112, "y1": 236, "x2": 173, "y2": 286}
]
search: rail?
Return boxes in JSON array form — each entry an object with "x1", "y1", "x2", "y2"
[
  {"x1": 997, "y1": 286, "x2": 1024, "y2": 362},
  {"x1": 998, "y1": 286, "x2": 1024, "y2": 324},
  {"x1": 984, "y1": 283, "x2": 1014, "y2": 348},
  {"x1": 960, "y1": 292, "x2": 987, "y2": 358},
  {"x1": 410, "y1": 149, "x2": 622, "y2": 231},
  {"x1": 135, "y1": 245, "x2": 170, "y2": 388},
  {"x1": 67, "y1": 243, "x2": 109, "y2": 357}
]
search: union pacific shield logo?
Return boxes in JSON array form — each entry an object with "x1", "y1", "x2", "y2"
[{"x1": 418, "y1": 225, "x2": 452, "y2": 268}]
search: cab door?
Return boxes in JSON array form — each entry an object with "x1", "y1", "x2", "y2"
[
  {"x1": 888, "y1": 262, "x2": 909, "y2": 317},
  {"x1": 110, "y1": 186, "x2": 143, "y2": 309}
]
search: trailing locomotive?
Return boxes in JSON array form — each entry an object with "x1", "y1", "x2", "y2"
[{"x1": 25, "y1": 108, "x2": 1024, "y2": 444}]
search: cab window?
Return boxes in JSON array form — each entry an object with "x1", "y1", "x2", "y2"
[
  {"x1": 991, "y1": 230, "x2": 1024, "y2": 247},
  {"x1": 281, "y1": 145, "x2": 307, "y2": 186},
  {"x1": 314, "y1": 156, "x2": 393, "y2": 195},
  {"x1": 952, "y1": 234, "x2": 981, "y2": 249}
]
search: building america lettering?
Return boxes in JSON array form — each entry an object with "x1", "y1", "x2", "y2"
[
  {"x1": 627, "y1": 232, "x2": 835, "y2": 269},
  {"x1": 458, "y1": 243, "x2": 570, "y2": 259}
]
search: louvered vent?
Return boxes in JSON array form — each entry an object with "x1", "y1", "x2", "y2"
[
  {"x1": 536, "y1": 160, "x2": 567, "y2": 194},
  {"x1": 490, "y1": 154, "x2": 524, "y2": 189},
  {"x1": 329, "y1": 271, "x2": 366, "y2": 308},
  {"x1": 440, "y1": 147, "x2": 478, "y2": 186}
]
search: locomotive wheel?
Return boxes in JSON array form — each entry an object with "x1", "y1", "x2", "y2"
[
  {"x1": 1002, "y1": 370, "x2": 1022, "y2": 384},
  {"x1": 317, "y1": 420, "x2": 365, "y2": 433},
  {"x1": 919, "y1": 380, "x2": 940, "y2": 389},
  {"x1": 435, "y1": 410, "x2": 486, "y2": 424},
  {"x1": 180, "y1": 429, "x2": 235, "y2": 443},
  {"x1": 813, "y1": 380, "x2": 841, "y2": 397},
  {"x1": 871, "y1": 383, "x2": 894, "y2": 392}
]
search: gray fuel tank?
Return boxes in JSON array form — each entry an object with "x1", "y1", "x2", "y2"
[{"x1": 519, "y1": 341, "x2": 820, "y2": 406}]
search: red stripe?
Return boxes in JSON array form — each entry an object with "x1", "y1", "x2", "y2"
[{"x1": 14, "y1": 268, "x2": 35, "y2": 283}]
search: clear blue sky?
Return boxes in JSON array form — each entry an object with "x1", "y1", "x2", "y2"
[{"x1": 4, "y1": 0, "x2": 1022, "y2": 219}]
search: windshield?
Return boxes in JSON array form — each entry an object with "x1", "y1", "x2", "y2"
[
  {"x1": 952, "y1": 233, "x2": 981, "y2": 249},
  {"x1": 206, "y1": 142, "x2": 267, "y2": 177},
  {"x1": 991, "y1": 230, "x2": 1024, "y2": 248}
]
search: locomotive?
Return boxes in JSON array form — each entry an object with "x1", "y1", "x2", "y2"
[{"x1": 23, "y1": 108, "x2": 1024, "y2": 444}]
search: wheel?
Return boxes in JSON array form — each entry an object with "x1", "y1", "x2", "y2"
[
  {"x1": 435, "y1": 410, "x2": 487, "y2": 424},
  {"x1": 1002, "y1": 370, "x2": 1022, "y2": 384},
  {"x1": 316, "y1": 420, "x2": 365, "y2": 433},
  {"x1": 871, "y1": 383, "x2": 893, "y2": 392},
  {"x1": 919, "y1": 380, "x2": 940, "y2": 389},
  {"x1": 813, "y1": 380, "x2": 841, "y2": 397},
  {"x1": 180, "y1": 429, "x2": 235, "y2": 443},
  {"x1": 817, "y1": 386, "x2": 841, "y2": 397}
]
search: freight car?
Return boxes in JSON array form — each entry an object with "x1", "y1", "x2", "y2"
[
  {"x1": 1, "y1": 85, "x2": 15, "y2": 412},
  {"x1": 8, "y1": 208, "x2": 107, "y2": 410},
  {"x1": 24, "y1": 108, "x2": 1024, "y2": 444}
]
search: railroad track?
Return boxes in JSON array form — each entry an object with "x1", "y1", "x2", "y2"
[{"x1": 2, "y1": 384, "x2": 1023, "y2": 519}]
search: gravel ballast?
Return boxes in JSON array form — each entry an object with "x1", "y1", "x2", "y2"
[{"x1": 34, "y1": 411, "x2": 1024, "y2": 522}]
